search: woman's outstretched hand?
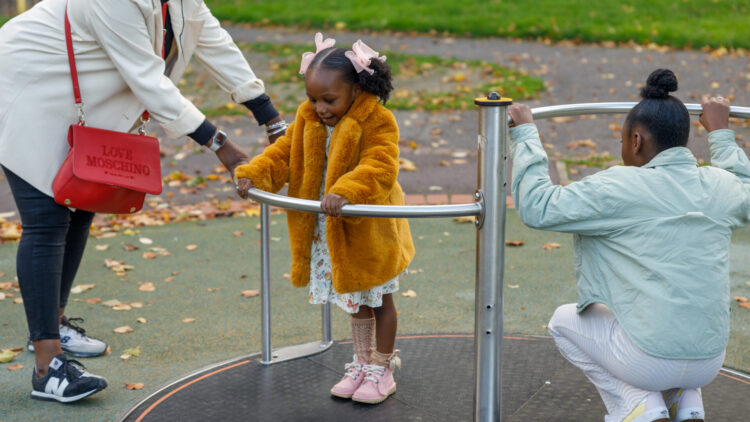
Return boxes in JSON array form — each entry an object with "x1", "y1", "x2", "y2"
[
  {"x1": 508, "y1": 104, "x2": 534, "y2": 127},
  {"x1": 321, "y1": 193, "x2": 349, "y2": 217},
  {"x1": 699, "y1": 94, "x2": 730, "y2": 133},
  {"x1": 235, "y1": 178, "x2": 255, "y2": 199},
  {"x1": 215, "y1": 138, "x2": 250, "y2": 174}
]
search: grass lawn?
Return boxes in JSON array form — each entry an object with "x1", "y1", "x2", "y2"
[
  {"x1": 207, "y1": 0, "x2": 750, "y2": 50},
  {"x1": 0, "y1": 16, "x2": 9, "y2": 26}
]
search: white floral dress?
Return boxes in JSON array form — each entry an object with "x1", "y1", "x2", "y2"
[{"x1": 308, "y1": 126, "x2": 400, "y2": 314}]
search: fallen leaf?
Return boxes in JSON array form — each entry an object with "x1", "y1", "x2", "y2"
[
  {"x1": 125, "y1": 382, "x2": 144, "y2": 390},
  {"x1": 0, "y1": 349, "x2": 15, "y2": 363},
  {"x1": 735, "y1": 296, "x2": 748, "y2": 303},
  {"x1": 439, "y1": 160, "x2": 451, "y2": 167},
  {"x1": 136, "y1": 317, "x2": 147, "y2": 324},
  {"x1": 551, "y1": 116, "x2": 575, "y2": 123},
  {"x1": 114, "y1": 326, "x2": 134, "y2": 334},
  {"x1": 505, "y1": 240, "x2": 525, "y2": 247},
  {"x1": 139, "y1": 237, "x2": 153, "y2": 245},
  {"x1": 164, "y1": 276, "x2": 175, "y2": 282},
  {"x1": 508, "y1": 284, "x2": 520, "y2": 289},
  {"x1": 740, "y1": 302, "x2": 750, "y2": 310},
  {"x1": 182, "y1": 318, "x2": 196, "y2": 323},
  {"x1": 401, "y1": 289, "x2": 417, "y2": 298},
  {"x1": 567, "y1": 139, "x2": 598, "y2": 149},
  {"x1": 142, "y1": 252, "x2": 157, "y2": 259},
  {"x1": 282, "y1": 273, "x2": 290, "y2": 279},
  {"x1": 121, "y1": 347, "x2": 141, "y2": 359},
  {"x1": 112, "y1": 303, "x2": 132, "y2": 311},
  {"x1": 13, "y1": 298, "x2": 22, "y2": 304},
  {"x1": 130, "y1": 302, "x2": 143, "y2": 308},
  {"x1": 542, "y1": 243, "x2": 561, "y2": 250},
  {"x1": 0, "y1": 292, "x2": 5, "y2": 300},
  {"x1": 95, "y1": 244, "x2": 110, "y2": 251},
  {"x1": 232, "y1": 231, "x2": 243, "y2": 237},
  {"x1": 241, "y1": 289, "x2": 260, "y2": 298},
  {"x1": 0, "y1": 282, "x2": 11, "y2": 290},
  {"x1": 186, "y1": 244, "x2": 198, "y2": 251},
  {"x1": 453, "y1": 216, "x2": 475, "y2": 224},
  {"x1": 123, "y1": 243, "x2": 139, "y2": 251},
  {"x1": 7, "y1": 364, "x2": 24, "y2": 371},
  {"x1": 138, "y1": 282, "x2": 155, "y2": 292},
  {"x1": 102, "y1": 299, "x2": 122, "y2": 307},
  {"x1": 451, "y1": 151, "x2": 469, "y2": 158},
  {"x1": 86, "y1": 298, "x2": 102, "y2": 304},
  {"x1": 70, "y1": 283, "x2": 96, "y2": 294},
  {"x1": 399, "y1": 158, "x2": 417, "y2": 171}
]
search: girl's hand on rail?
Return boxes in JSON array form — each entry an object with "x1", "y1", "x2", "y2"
[
  {"x1": 321, "y1": 193, "x2": 349, "y2": 217},
  {"x1": 236, "y1": 178, "x2": 255, "y2": 199},
  {"x1": 508, "y1": 104, "x2": 534, "y2": 127},
  {"x1": 699, "y1": 94, "x2": 730, "y2": 133}
]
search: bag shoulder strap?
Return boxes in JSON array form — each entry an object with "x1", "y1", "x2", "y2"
[
  {"x1": 64, "y1": 2, "x2": 154, "y2": 125},
  {"x1": 64, "y1": 5, "x2": 82, "y2": 108}
]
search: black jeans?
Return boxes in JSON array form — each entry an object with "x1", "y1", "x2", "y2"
[{"x1": 3, "y1": 166, "x2": 94, "y2": 341}]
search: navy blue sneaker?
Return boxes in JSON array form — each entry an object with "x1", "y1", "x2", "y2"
[{"x1": 31, "y1": 354, "x2": 107, "y2": 403}]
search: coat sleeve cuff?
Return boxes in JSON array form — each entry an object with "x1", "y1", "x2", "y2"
[
  {"x1": 242, "y1": 94, "x2": 280, "y2": 126},
  {"x1": 188, "y1": 119, "x2": 217, "y2": 145},
  {"x1": 161, "y1": 99, "x2": 206, "y2": 140}
]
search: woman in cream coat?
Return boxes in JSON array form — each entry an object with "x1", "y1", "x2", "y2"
[{"x1": 0, "y1": 0, "x2": 284, "y2": 403}]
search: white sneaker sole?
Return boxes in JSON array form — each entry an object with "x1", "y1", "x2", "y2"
[
  {"x1": 27, "y1": 342, "x2": 108, "y2": 358},
  {"x1": 30, "y1": 385, "x2": 104, "y2": 403}
]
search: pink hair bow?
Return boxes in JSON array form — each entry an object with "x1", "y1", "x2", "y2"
[
  {"x1": 299, "y1": 32, "x2": 336, "y2": 75},
  {"x1": 345, "y1": 40, "x2": 386, "y2": 75}
]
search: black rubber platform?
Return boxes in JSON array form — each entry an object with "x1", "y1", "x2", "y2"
[{"x1": 120, "y1": 334, "x2": 750, "y2": 422}]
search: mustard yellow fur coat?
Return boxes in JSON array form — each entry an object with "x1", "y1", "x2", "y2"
[{"x1": 235, "y1": 93, "x2": 415, "y2": 294}]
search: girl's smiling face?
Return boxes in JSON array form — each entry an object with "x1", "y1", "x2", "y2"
[{"x1": 305, "y1": 67, "x2": 361, "y2": 127}]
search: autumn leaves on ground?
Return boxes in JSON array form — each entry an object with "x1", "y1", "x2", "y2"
[{"x1": 2, "y1": 1, "x2": 750, "y2": 419}]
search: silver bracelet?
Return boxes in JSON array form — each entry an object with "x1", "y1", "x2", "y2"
[
  {"x1": 266, "y1": 120, "x2": 287, "y2": 131},
  {"x1": 267, "y1": 125, "x2": 287, "y2": 136}
]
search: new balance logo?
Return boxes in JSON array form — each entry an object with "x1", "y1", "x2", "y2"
[
  {"x1": 61, "y1": 336, "x2": 71, "y2": 344},
  {"x1": 45, "y1": 376, "x2": 69, "y2": 397}
]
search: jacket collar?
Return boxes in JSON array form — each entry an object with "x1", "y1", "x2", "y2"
[
  {"x1": 299, "y1": 93, "x2": 380, "y2": 125},
  {"x1": 643, "y1": 147, "x2": 697, "y2": 168}
]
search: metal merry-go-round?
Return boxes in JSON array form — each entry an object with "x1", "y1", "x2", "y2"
[{"x1": 120, "y1": 98, "x2": 750, "y2": 422}]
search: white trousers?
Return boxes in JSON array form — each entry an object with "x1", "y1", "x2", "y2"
[{"x1": 547, "y1": 303, "x2": 725, "y2": 422}]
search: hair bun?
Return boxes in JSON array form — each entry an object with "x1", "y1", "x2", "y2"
[{"x1": 640, "y1": 69, "x2": 678, "y2": 99}]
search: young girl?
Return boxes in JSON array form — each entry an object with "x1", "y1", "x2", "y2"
[
  {"x1": 508, "y1": 69, "x2": 748, "y2": 422},
  {"x1": 235, "y1": 33, "x2": 415, "y2": 405}
]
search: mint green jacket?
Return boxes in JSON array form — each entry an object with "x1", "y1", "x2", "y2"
[{"x1": 510, "y1": 125, "x2": 750, "y2": 359}]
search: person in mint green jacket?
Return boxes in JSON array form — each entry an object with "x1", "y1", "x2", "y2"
[{"x1": 508, "y1": 69, "x2": 749, "y2": 422}]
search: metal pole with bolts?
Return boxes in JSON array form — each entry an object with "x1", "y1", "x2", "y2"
[
  {"x1": 474, "y1": 93, "x2": 512, "y2": 421},
  {"x1": 260, "y1": 203, "x2": 273, "y2": 364}
]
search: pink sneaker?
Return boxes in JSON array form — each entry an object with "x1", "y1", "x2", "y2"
[
  {"x1": 351, "y1": 364, "x2": 396, "y2": 404},
  {"x1": 330, "y1": 355, "x2": 367, "y2": 399}
]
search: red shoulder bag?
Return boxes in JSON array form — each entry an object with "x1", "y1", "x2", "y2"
[{"x1": 52, "y1": 5, "x2": 162, "y2": 214}]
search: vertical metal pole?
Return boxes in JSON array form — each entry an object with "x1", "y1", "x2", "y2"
[
  {"x1": 260, "y1": 203, "x2": 273, "y2": 364},
  {"x1": 474, "y1": 93, "x2": 512, "y2": 421},
  {"x1": 321, "y1": 302, "x2": 332, "y2": 346}
]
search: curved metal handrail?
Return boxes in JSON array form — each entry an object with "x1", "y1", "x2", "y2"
[
  {"x1": 245, "y1": 188, "x2": 482, "y2": 218},
  {"x1": 527, "y1": 102, "x2": 750, "y2": 121}
]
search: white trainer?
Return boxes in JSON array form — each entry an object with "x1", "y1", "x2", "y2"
[{"x1": 28, "y1": 317, "x2": 108, "y2": 358}]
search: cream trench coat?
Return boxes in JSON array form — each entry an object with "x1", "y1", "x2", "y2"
[{"x1": 0, "y1": 0, "x2": 267, "y2": 196}]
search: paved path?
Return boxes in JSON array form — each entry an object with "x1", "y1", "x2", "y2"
[{"x1": 2, "y1": 27, "x2": 748, "y2": 215}]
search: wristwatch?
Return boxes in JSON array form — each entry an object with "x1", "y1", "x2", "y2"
[{"x1": 208, "y1": 129, "x2": 227, "y2": 152}]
